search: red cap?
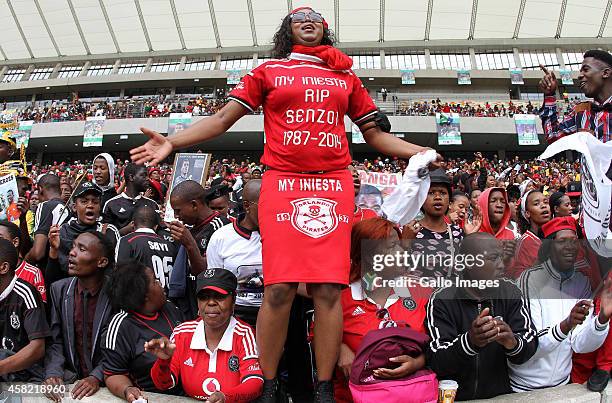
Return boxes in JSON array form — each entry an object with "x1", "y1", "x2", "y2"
[
  {"x1": 290, "y1": 7, "x2": 329, "y2": 29},
  {"x1": 542, "y1": 216, "x2": 577, "y2": 238}
]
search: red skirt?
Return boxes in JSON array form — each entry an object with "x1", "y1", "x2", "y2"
[{"x1": 259, "y1": 169, "x2": 354, "y2": 285}]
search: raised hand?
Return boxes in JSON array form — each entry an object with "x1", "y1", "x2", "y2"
[
  {"x1": 48, "y1": 225, "x2": 60, "y2": 251},
  {"x1": 17, "y1": 196, "x2": 30, "y2": 218},
  {"x1": 429, "y1": 153, "x2": 444, "y2": 170},
  {"x1": 465, "y1": 206, "x2": 482, "y2": 235},
  {"x1": 560, "y1": 299, "x2": 592, "y2": 335},
  {"x1": 539, "y1": 64, "x2": 558, "y2": 96},
  {"x1": 401, "y1": 219, "x2": 423, "y2": 240},
  {"x1": 468, "y1": 307, "x2": 497, "y2": 348},
  {"x1": 168, "y1": 220, "x2": 195, "y2": 247},
  {"x1": 130, "y1": 127, "x2": 173, "y2": 166},
  {"x1": 144, "y1": 337, "x2": 176, "y2": 360}
]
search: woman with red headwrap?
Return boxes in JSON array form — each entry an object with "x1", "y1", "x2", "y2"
[{"x1": 130, "y1": 7, "x2": 441, "y2": 402}]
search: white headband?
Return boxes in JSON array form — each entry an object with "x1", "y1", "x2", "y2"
[{"x1": 520, "y1": 189, "x2": 536, "y2": 220}]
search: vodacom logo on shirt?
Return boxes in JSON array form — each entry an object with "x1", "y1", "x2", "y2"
[{"x1": 202, "y1": 378, "x2": 221, "y2": 396}]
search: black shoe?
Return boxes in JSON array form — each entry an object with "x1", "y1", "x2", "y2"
[
  {"x1": 314, "y1": 380, "x2": 335, "y2": 403},
  {"x1": 587, "y1": 368, "x2": 610, "y2": 392},
  {"x1": 254, "y1": 378, "x2": 279, "y2": 403}
]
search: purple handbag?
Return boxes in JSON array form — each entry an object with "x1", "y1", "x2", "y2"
[{"x1": 348, "y1": 326, "x2": 438, "y2": 403}]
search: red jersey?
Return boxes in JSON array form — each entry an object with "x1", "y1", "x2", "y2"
[
  {"x1": 340, "y1": 282, "x2": 427, "y2": 353},
  {"x1": 15, "y1": 261, "x2": 46, "y2": 303},
  {"x1": 334, "y1": 282, "x2": 428, "y2": 403},
  {"x1": 507, "y1": 230, "x2": 540, "y2": 279},
  {"x1": 228, "y1": 53, "x2": 377, "y2": 172},
  {"x1": 151, "y1": 317, "x2": 263, "y2": 402}
]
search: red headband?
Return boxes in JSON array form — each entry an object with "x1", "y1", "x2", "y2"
[
  {"x1": 290, "y1": 7, "x2": 329, "y2": 29},
  {"x1": 542, "y1": 216, "x2": 577, "y2": 238}
]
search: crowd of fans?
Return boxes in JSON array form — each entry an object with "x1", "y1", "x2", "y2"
[
  {"x1": 4, "y1": 96, "x2": 230, "y2": 123},
  {"x1": 0, "y1": 93, "x2": 584, "y2": 125},
  {"x1": 1, "y1": 138, "x2": 608, "y2": 402},
  {"x1": 394, "y1": 97, "x2": 584, "y2": 118},
  {"x1": 0, "y1": 46, "x2": 609, "y2": 403}
]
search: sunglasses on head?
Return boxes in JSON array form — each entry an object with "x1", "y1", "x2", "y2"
[{"x1": 291, "y1": 11, "x2": 324, "y2": 23}]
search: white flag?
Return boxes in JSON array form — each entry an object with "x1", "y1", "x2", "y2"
[{"x1": 538, "y1": 132, "x2": 612, "y2": 257}]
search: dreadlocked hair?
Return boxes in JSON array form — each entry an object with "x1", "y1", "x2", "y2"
[{"x1": 271, "y1": 14, "x2": 336, "y2": 59}]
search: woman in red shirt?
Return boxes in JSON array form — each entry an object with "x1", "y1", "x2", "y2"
[
  {"x1": 331, "y1": 218, "x2": 428, "y2": 402},
  {"x1": 146, "y1": 270, "x2": 263, "y2": 402},
  {"x1": 506, "y1": 190, "x2": 551, "y2": 278},
  {"x1": 131, "y1": 7, "x2": 440, "y2": 401}
]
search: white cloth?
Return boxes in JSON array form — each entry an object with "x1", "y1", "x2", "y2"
[
  {"x1": 538, "y1": 132, "x2": 612, "y2": 257},
  {"x1": 233, "y1": 176, "x2": 243, "y2": 192},
  {"x1": 381, "y1": 149, "x2": 437, "y2": 226}
]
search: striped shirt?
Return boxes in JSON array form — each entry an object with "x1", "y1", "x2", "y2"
[
  {"x1": 15, "y1": 261, "x2": 46, "y2": 303},
  {"x1": 539, "y1": 95, "x2": 612, "y2": 144}
]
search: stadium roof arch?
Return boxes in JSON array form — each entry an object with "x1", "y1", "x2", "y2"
[{"x1": 0, "y1": 0, "x2": 610, "y2": 64}]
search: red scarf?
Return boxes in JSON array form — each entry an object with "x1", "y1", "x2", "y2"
[{"x1": 292, "y1": 45, "x2": 353, "y2": 70}]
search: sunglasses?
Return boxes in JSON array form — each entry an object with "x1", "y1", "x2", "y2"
[{"x1": 291, "y1": 11, "x2": 324, "y2": 23}]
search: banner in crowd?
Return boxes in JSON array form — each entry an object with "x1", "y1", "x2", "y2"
[
  {"x1": 514, "y1": 114, "x2": 539, "y2": 146},
  {"x1": 539, "y1": 132, "x2": 612, "y2": 257},
  {"x1": 168, "y1": 113, "x2": 192, "y2": 136},
  {"x1": 400, "y1": 69, "x2": 416, "y2": 85},
  {"x1": 436, "y1": 113, "x2": 462, "y2": 145},
  {"x1": 13, "y1": 120, "x2": 33, "y2": 148},
  {"x1": 352, "y1": 124, "x2": 366, "y2": 144},
  {"x1": 356, "y1": 170, "x2": 402, "y2": 213},
  {"x1": 83, "y1": 116, "x2": 105, "y2": 147},
  {"x1": 457, "y1": 69, "x2": 471, "y2": 85},
  {"x1": 560, "y1": 69, "x2": 573, "y2": 85},
  {"x1": 510, "y1": 69, "x2": 524, "y2": 85},
  {"x1": 0, "y1": 110, "x2": 19, "y2": 144},
  {"x1": 164, "y1": 153, "x2": 212, "y2": 222},
  {"x1": 227, "y1": 70, "x2": 242, "y2": 85},
  {"x1": 0, "y1": 109, "x2": 18, "y2": 128},
  {"x1": 0, "y1": 174, "x2": 20, "y2": 223}
]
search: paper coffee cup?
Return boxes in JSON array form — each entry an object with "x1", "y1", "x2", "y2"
[{"x1": 438, "y1": 380, "x2": 458, "y2": 403}]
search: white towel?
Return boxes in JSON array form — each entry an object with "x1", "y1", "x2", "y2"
[{"x1": 382, "y1": 149, "x2": 438, "y2": 226}]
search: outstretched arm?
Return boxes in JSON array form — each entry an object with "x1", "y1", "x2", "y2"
[
  {"x1": 131, "y1": 101, "x2": 248, "y2": 165},
  {"x1": 361, "y1": 124, "x2": 443, "y2": 168}
]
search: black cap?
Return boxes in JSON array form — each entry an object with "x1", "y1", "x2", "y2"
[
  {"x1": 566, "y1": 181, "x2": 581, "y2": 197},
  {"x1": 429, "y1": 168, "x2": 452, "y2": 194},
  {"x1": 205, "y1": 184, "x2": 231, "y2": 202},
  {"x1": 73, "y1": 181, "x2": 102, "y2": 199},
  {"x1": 196, "y1": 268, "x2": 237, "y2": 296}
]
